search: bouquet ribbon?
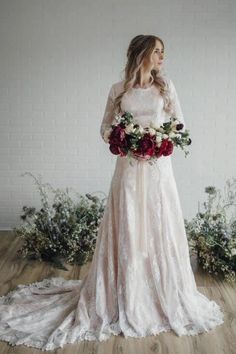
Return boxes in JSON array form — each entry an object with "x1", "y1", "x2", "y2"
[{"x1": 135, "y1": 161, "x2": 148, "y2": 258}]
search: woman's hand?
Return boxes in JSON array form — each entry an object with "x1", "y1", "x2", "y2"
[{"x1": 132, "y1": 154, "x2": 150, "y2": 161}]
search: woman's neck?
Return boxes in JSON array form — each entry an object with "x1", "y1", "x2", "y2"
[{"x1": 134, "y1": 69, "x2": 153, "y2": 88}]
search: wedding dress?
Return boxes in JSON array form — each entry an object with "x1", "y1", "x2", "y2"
[{"x1": 0, "y1": 76, "x2": 224, "y2": 351}]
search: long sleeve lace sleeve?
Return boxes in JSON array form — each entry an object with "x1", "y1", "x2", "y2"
[
  {"x1": 169, "y1": 78, "x2": 185, "y2": 128},
  {"x1": 100, "y1": 84, "x2": 116, "y2": 141}
]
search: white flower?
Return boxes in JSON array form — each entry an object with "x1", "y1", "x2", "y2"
[
  {"x1": 156, "y1": 131, "x2": 162, "y2": 137},
  {"x1": 148, "y1": 128, "x2": 156, "y2": 136},
  {"x1": 162, "y1": 133, "x2": 169, "y2": 139},
  {"x1": 171, "y1": 119, "x2": 180, "y2": 128},
  {"x1": 138, "y1": 126, "x2": 144, "y2": 134},
  {"x1": 157, "y1": 141, "x2": 162, "y2": 147},
  {"x1": 157, "y1": 127, "x2": 165, "y2": 133},
  {"x1": 114, "y1": 113, "x2": 122, "y2": 122},
  {"x1": 169, "y1": 131, "x2": 176, "y2": 138},
  {"x1": 150, "y1": 121, "x2": 160, "y2": 130},
  {"x1": 125, "y1": 123, "x2": 135, "y2": 134},
  {"x1": 156, "y1": 135, "x2": 162, "y2": 143},
  {"x1": 231, "y1": 248, "x2": 236, "y2": 256}
]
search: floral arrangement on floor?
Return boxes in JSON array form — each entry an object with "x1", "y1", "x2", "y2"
[
  {"x1": 103, "y1": 111, "x2": 192, "y2": 165},
  {"x1": 185, "y1": 177, "x2": 236, "y2": 282},
  {"x1": 14, "y1": 172, "x2": 106, "y2": 270}
]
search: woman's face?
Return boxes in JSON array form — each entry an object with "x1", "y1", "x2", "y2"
[{"x1": 150, "y1": 40, "x2": 164, "y2": 70}]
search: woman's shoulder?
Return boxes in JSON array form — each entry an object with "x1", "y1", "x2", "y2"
[
  {"x1": 158, "y1": 73, "x2": 171, "y2": 86},
  {"x1": 165, "y1": 77, "x2": 178, "y2": 93},
  {"x1": 156, "y1": 73, "x2": 174, "y2": 92},
  {"x1": 110, "y1": 80, "x2": 125, "y2": 97},
  {"x1": 110, "y1": 79, "x2": 125, "y2": 96}
]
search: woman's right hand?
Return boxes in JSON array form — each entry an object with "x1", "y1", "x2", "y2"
[{"x1": 132, "y1": 154, "x2": 150, "y2": 161}]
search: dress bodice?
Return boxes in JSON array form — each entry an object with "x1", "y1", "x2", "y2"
[
  {"x1": 100, "y1": 77, "x2": 185, "y2": 141},
  {"x1": 120, "y1": 84, "x2": 167, "y2": 127}
]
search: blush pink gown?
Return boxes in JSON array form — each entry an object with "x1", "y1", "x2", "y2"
[{"x1": 0, "y1": 77, "x2": 224, "y2": 351}]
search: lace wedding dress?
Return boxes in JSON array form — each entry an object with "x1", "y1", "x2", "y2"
[{"x1": 0, "y1": 77, "x2": 224, "y2": 351}]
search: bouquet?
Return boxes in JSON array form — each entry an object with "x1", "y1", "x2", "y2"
[{"x1": 103, "y1": 111, "x2": 192, "y2": 166}]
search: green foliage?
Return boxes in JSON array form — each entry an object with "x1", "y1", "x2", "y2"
[
  {"x1": 14, "y1": 172, "x2": 106, "y2": 270},
  {"x1": 185, "y1": 177, "x2": 236, "y2": 282}
]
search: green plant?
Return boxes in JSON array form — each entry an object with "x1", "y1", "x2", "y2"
[
  {"x1": 14, "y1": 172, "x2": 107, "y2": 270},
  {"x1": 185, "y1": 177, "x2": 236, "y2": 282}
]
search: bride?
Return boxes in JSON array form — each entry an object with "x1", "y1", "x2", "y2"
[{"x1": 0, "y1": 34, "x2": 224, "y2": 351}]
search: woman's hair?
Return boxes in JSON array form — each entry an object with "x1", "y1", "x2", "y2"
[{"x1": 114, "y1": 34, "x2": 173, "y2": 114}]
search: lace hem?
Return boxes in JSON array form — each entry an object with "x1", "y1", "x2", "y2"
[
  {"x1": 0, "y1": 317, "x2": 224, "y2": 352},
  {"x1": 0, "y1": 277, "x2": 225, "y2": 351}
]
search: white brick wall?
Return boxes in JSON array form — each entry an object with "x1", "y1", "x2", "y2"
[{"x1": 0, "y1": 0, "x2": 235, "y2": 229}]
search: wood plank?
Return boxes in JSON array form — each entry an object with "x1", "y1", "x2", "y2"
[{"x1": 0, "y1": 231, "x2": 235, "y2": 354}]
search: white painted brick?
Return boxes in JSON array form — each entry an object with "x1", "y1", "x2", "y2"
[{"x1": 0, "y1": 0, "x2": 235, "y2": 228}]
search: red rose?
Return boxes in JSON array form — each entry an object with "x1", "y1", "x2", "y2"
[
  {"x1": 119, "y1": 148, "x2": 128, "y2": 156},
  {"x1": 109, "y1": 126, "x2": 126, "y2": 146},
  {"x1": 155, "y1": 139, "x2": 169, "y2": 157},
  {"x1": 109, "y1": 144, "x2": 120, "y2": 155},
  {"x1": 162, "y1": 140, "x2": 174, "y2": 156},
  {"x1": 135, "y1": 133, "x2": 156, "y2": 157},
  {"x1": 155, "y1": 139, "x2": 173, "y2": 157},
  {"x1": 109, "y1": 144, "x2": 127, "y2": 156},
  {"x1": 176, "y1": 123, "x2": 184, "y2": 131}
]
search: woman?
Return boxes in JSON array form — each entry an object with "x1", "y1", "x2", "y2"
[{"x1": 0, "y1": 34, "x2": 224, "y2": 351}]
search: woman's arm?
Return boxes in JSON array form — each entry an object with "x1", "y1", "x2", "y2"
[
  {"x1": 169, "y1": 78, "x2": 185, "y2": 128},
  {"x1": 100, "y1": 84, "x2": 116, "y2": 141}
]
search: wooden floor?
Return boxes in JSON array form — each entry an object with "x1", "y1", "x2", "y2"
[{"x1": 0, "y1": 231, "x2": 235, "y2": 354}]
